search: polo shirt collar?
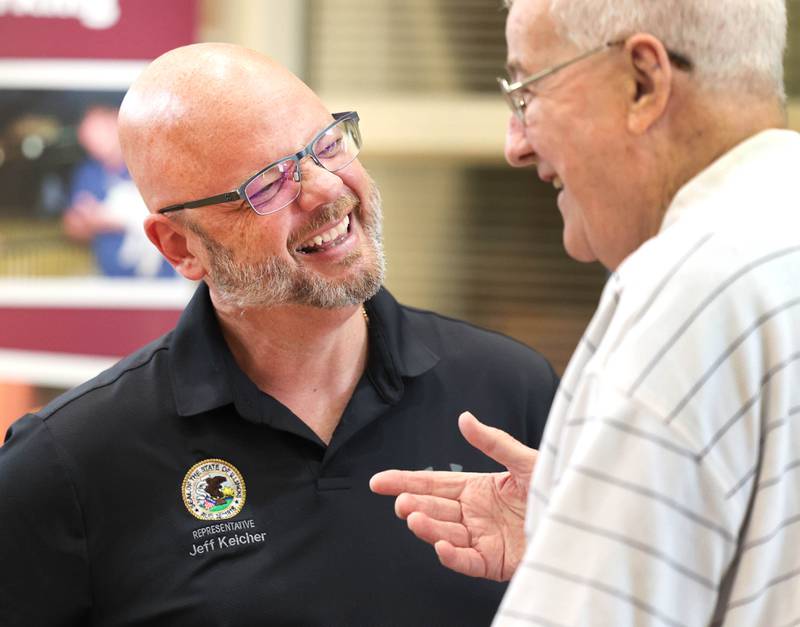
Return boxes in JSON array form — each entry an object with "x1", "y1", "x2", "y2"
[
  {"x1": 363, "y1": 287, "x2": 439, "y2": 403},
  {"x1": 662, "y1": 129, "x2": 800, "y2": 232},
  {"x1": 169, "y1": 284, "x2": 439, "y2": 417},
  {"x1": 169, "y1": 283, "x2": 234, "y2": 416}
]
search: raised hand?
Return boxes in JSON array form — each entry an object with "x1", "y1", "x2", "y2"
[{"x1": 370, "y1": 411, "x2": 537, "y2": 581}]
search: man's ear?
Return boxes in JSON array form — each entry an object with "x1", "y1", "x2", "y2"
[
  {"x1": 144, "y1": 214, "x2": 206, "y2": 281},
  {"x1": 625, "y1": 34, "x2": 673, "y2": 135}
]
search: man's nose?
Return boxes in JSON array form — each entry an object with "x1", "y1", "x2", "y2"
[
  {"x1": 293, "y1": 158, "x2": 346, "y2": 212},
  {"x1": 504, "y1": 113, "x2": 536, "y2": 168}
]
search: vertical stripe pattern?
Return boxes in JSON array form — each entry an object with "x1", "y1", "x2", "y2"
[{"x1": 496, "y1": 130, "x2": 800, "y2": 626}]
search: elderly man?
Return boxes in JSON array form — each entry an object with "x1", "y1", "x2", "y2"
[
  {"x1": 0, "y1": 44, "x2": 558, "y2": 626},
  {"x1": 372, "y1": 1, "x2": 800, "y2": 625}
]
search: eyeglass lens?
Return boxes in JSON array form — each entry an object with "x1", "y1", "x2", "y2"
[{"x1": 244, "y1": 117, "x2": 362, "y2": 216}]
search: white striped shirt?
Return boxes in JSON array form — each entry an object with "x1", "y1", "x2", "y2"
[{"x1": 495, "y1": 129, "x2": 800, "y2": 627}]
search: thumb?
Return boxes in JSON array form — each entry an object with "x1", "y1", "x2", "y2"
[{"x1": 458, "y1": 411, "x2": 536, "y2": 476}]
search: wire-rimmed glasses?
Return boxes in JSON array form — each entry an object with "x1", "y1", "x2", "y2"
[{"x1": 497, "y1": 41, "x2": 692, "y2": 121}]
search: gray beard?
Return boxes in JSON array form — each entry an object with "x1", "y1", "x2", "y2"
[{"x1": 194, "y1": 182, "x2": 385, "y2": 310}]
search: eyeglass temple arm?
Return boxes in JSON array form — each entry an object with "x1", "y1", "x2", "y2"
[
  {"x1": 501, "y1": 40, "x2": 691, "y2": 94},
  {"x1": 503, "y1": 43, "x2": 612, "y2": 93},
  {"x1": 158, "y1": 191, "x2": 243, "y2": 214}
]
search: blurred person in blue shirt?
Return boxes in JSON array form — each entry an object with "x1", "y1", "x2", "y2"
[{"x1": 63, "y1": 105, "x2": 175, "y2": 277}]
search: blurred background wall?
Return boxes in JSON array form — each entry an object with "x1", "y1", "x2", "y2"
[{"x1": 0, "y1": 0, "x2": 798, "y2": 424}]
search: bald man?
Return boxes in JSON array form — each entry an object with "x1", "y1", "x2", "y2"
[{"x1": 0, "y1": 44, "x2": 558, "y2": 626}]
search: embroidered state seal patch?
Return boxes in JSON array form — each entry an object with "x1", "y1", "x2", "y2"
[{"x1": 182, "y1": 459, "x2": 246, "y2": 521}]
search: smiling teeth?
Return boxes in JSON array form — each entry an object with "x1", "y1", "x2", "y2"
[
  {"x1": 300, "y1": 215, "x2": 350, "y2": 250},
  {"x1": 553, "y1": 176, "x2": 563, "y2": 190}
]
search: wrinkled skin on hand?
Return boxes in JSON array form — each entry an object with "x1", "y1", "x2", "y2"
[{"x1": 370, "y1": 411, "x2": 537, "y2": 581}]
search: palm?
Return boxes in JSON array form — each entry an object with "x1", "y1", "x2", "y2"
[
  {"x1": 370, "y1": 412, "x2": 536, "y2": 581},
  {"x1": 455, "y1": 470, "x2": 530, "y2": 580}
]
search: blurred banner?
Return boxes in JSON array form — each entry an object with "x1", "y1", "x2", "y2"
[
  {"x1": 0, "y1": 278, "x2": 194, "y2": 388},
  {"x1": 0, "y1": 277, "x2": 195, "y2": 376},
  {"x1": 0, "y1": 277, "x2": 194, "y2": 436},
  {"x1": 0, "y1": 0, "x2": 199, "y2": 427},
  {"x1": 0, "y1": 0, "x2": 197, "y2": 60}
]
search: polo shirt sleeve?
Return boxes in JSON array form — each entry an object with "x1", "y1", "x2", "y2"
[{"x1": 0, "y1": 414, "x2": 91, "y2": 626}]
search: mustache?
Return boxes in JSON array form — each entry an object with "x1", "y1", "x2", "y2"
[{"x1": 289, "y1": 190, "x2": 360, "y2": 248}]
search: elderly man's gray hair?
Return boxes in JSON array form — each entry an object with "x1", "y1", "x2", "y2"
[{"x1": 505, "y1": 0, "x2": 787, "y2": 102}]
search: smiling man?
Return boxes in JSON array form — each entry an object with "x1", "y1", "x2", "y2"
[
  {"x1": 372, "y1": 1, "x2": 800, "y2": 625},
  {"x1": 0, "y1": 44, "x2": 559, "y2": 626}
]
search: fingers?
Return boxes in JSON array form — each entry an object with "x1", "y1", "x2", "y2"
[
  {"x1": 407, "y1": 511, "x2": 469, "y2": 548},
  {"x1": 434, "y1": 541, "x2": 488, "y2": 579},
  {"x1": 395, "y1": 493, "x2": 462, "y2": 522},
  {"x1": 370, "y1": 469, "x2": 467, "y2": 499},
  {"x1": 458, "y1": 412, "x2": 537, "y2": 476}
]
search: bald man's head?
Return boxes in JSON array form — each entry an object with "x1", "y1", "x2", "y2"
[{"x1": 119, "y1": 43, "x2": 326, "y2": 213}]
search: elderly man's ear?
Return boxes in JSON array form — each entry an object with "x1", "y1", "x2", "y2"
[
  {"x1": 144, "y1": 214, "x2": 206, "y2": 281},
  {"x1": 625, "y1": 34, "x2": 674, "y2": 135}
]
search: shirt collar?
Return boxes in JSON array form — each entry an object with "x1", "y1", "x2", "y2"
[
  {"x1": 661, "y1": 129, "x2": 800, "y2": 233},
  {"x1": 363, "y1": 287, "x2": 440, "y2": 403},
  {"x1": 169, "y1": 284, "x2": 439, "y2": 417},
  {"x1": 169, "y1": 283, "x2": 234, "y2": 416}
]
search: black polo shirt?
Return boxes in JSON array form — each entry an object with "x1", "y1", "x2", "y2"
[{"x1": 0, "y1": 285, "x2": 558, "y2": 627}]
